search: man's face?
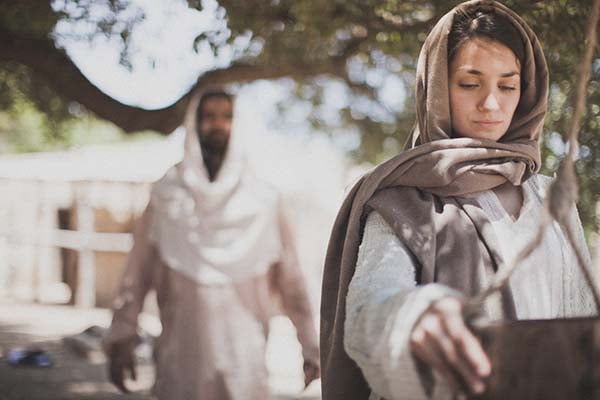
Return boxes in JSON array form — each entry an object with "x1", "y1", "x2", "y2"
[{"x1": 197, "y1": 97, "x2": 233, "y2": 153}]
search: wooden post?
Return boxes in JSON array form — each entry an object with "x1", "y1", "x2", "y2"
[
  {"x1": 0, "y1": 235, "x2": 7, "y2": 298},
  {"x1": 75, "y1": 183, "x2": 96, "y2": 308},
  {"x1": 32, "y1": 181, "x2": 44, "y2": 303}
]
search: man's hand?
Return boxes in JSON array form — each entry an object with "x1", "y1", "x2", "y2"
[
  {"x1": 303, "y1": 359, "x2": 320, "y2": 389},
  {"x1": 106, "y1": 340, "x2": 138, "y2": 393},
  {"x1": 409, "y1": 297, "x2": 491, "y2": 396}
]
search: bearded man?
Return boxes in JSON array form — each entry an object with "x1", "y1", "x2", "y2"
[{"x1": 103, "y1": 89, "x2": 320, "y2": 399}]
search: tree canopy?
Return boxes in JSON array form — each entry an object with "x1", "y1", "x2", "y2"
[{"x1": 1, "y1": 0, "x2": 599, "y2": 229}]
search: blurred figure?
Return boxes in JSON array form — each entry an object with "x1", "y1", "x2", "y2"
[{"x1": 103, "y1": 89, "x2": 320, "y2": 400}]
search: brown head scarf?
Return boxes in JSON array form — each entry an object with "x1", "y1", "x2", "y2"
[{"x1": 319, "y1": 1, "x2": 549, "y2": 399}]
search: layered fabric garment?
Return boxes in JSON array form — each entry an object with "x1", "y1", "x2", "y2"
[
  {"x1": 345, "y1": 175, "x2": 595, "y2": 400},
  {"x1": 104, "y1": 92, "x2": 319, "y2": 400},
  {"x1": 148, "y1": 93, "x2": 283, "y2": 286}
]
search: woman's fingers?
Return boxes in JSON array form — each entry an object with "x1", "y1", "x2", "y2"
[
  {"x1": 435, "y1": 300, "x2": 490, "y2": 392},
  {"x1": 410, "y1": 297, "x2": 490, "y2": 395},
  {"x1": 410, "y1": 319, "x2": 465, "y2": 394},
  {"x1": 443, "y1": 309, "x2": 491, "y2": 377},
  {"x1": 430, "y1": 322, "x2": 485, "y2": 394}
]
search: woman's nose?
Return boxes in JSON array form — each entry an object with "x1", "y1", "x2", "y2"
[{"x1": 478, "y1": 91, "x2": 500, "y2": 112}]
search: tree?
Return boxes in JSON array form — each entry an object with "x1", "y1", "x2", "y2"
[{"x1": 1, "y1": 0, "x2": 599, "y2": 229}]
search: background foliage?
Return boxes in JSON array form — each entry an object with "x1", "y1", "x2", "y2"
[{"x1": 0, "y1": 0, "x2": 598, "y2": 231}]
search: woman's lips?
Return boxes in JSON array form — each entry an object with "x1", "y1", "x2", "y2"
[{"x1": 474, "y1": 120, "x2": 502, "y2": 127}]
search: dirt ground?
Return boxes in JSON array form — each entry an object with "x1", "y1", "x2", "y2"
[{"x1": 0, "y1": 302, "x2": 320, "y2": 400}]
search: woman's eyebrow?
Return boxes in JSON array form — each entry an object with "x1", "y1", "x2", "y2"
[{"x1": 460, "y1": 68, "x2": 520, "y2": 78}]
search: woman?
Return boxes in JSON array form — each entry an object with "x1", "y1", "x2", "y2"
[{"x1": 320, "y1": 1, "x2": 596, "y2": 399}]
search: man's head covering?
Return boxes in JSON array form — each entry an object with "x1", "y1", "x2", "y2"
[{"x1": 148, "y1": 90, "x2": 282, "y2": 285}]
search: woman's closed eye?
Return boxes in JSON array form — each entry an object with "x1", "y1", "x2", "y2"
[{"x1": 457, "y1": 83, "x2": 518, "y2": 92}]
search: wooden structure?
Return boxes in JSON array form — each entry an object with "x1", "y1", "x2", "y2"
[
  {"x1": 0, "y1": 178, "x2": 149, "y2": 307},
  {"x1": 474, "y1": 317, "x2": 600, "y2": 400},
  {"x1": 0, "y1": 139, "x2": 181, "y2": 307}
]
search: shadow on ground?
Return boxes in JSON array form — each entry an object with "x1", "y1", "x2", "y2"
[{"x1": 0, "y1": 323, "x2": 153, "y2": 400}]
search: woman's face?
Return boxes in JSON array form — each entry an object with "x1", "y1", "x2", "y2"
[{"x1": 449, "y1": 37, "x2": 521, "y2": 141}]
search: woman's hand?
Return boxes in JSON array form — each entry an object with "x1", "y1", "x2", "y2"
[{"x1": 409, "y1": 297, "x2": 491, "y2": 396}]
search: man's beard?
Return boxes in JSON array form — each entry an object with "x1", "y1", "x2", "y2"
[{"x1": 199, "y1": 130, "x2": 229, "y2": 155}]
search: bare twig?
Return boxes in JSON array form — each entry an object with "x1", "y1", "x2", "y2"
[
  {"x1": 465, "y1": 215, "x2": 551, "y2": 313},
  {"x1": 465, "y1": 0, "x2": 600, "y2": 315}
]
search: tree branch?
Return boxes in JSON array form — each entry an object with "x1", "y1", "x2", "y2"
[
  {"x1": 191, "y1": 59, "x2": 344, "y2": 90},
  {"x1": 0, "y1": 28, "x2": 350, "y2": 135},
  {"x1": 0, "y1": 28, "x2": 188, "y2": 134}
]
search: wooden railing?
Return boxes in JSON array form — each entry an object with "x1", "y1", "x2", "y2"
[{"x1": 0, "y1": 178, "x2": 149, "y2": 307}]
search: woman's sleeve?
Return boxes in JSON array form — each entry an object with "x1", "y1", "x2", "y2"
[
  {"x1": 344, "y1": 211, "x2": 458, "y2": 400},
  {"x1": 103, "y1": 203, "x2": 159, "y2": 349}
]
